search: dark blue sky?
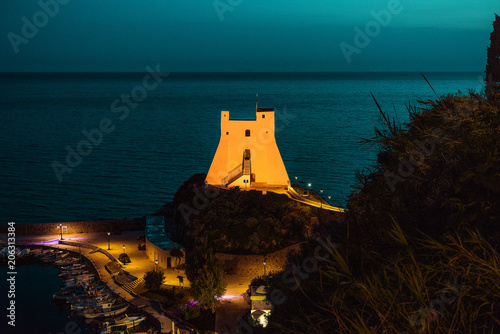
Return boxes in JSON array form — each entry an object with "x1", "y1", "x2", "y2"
[{"x1": 1, "y1": 0, "x2": 497, "y2": 72}]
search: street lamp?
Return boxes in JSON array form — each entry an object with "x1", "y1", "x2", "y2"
[
  {"x1": 328, "y1": 195, "x2": 331, "y2": 205},
  {"x1": 155, "y1": 259, "x2": 159, "y2": 271},
  {"x1": 59, "y1": 223, "x2": 63, "y2": 240},
  {"x1": 122, "y1": 244, "x2": 125, "y2": 253},
  {"x1": 295, "y1": 176, "x2": 297, "y2": 186},
  {"x1": 308, "y1": 183, "x2": 311, "y2": 194},
  {"x1": 107, "y1": 232, "x2": 110, "y2": 250},
  {"x1": 263, "y1": 259, "x2": 267, "y2": 276},
  {"x1": 320, "y1": 189, "x2": 323, "y2": 208}
]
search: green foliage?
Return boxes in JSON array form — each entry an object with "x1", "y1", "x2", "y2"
[
  {"x1": 171, "y1": 247, "x2": 184, "y2": 265},
  {"x1": 181, "y1": 305, "x2": 201, "y2": 320},
  {"x1": 143, "y1": 269, "x2": 165, "y2": 291},
  {"x1": 185, "y1": 249, "x2": 227, "y2": 313},
  {"x1": 175, "y1": 182, "x2": 318, "y2": 254}
]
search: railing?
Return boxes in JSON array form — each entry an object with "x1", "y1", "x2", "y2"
[
  {"x1": 221, "y1": 163, "x2": 243, "y2": 185},
  {"x1": 243, "y1": 159, "x2": 251, "y2": 175},
  {"x1": 58, "y1": 240, "x2": 117, "y2": 262},
  {"x1": 59, "y1": 240, "x2": 97, "y2": 250}
]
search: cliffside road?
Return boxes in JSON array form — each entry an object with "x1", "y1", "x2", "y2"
[{"x1": 286, "y1": 187, "x2": 346, "y2": 212}]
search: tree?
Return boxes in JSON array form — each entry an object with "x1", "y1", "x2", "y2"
[
  {"x1": 144, "y1": 269, "x2": 165, "y2": 291},
  {"x1": 170, "y1": 247, "x2": 184, "y2": 266},
  {"x1": 486, "y1": 13, "x2": 500, "y2": 94},
  {"x1": 185, "y1": 248, "x2": 227, "y2": 313}
]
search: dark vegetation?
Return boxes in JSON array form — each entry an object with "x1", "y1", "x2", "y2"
[
  {"x1": 486, "y1": 14, "x2": 500, "y2": 94},
  {"x1": 143, "y1": 269, "x2": 165, "y2": 291},
  {"x1": 141, "y1": 285, "x2": 188, "y2": 309},
  {"x1": 185, "y1": 248, "x2": 227, "y2": 313},
  {"x1": 254, "y1": 16, "x2": 500, "y2": 332},
  {"x1": 155, "y1": 173, "x2": 340, "y2": 255},
  {"x1": 256, "y1": 94, "x2": 500, "y2": 331}
]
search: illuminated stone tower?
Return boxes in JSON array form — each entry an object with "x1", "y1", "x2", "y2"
[{"x1": 206, "y1": 108, "x2": 290, "y2": 189}]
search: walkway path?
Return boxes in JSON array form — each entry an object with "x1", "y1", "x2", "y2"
[
  {"x1": 285, "y1": 187, "x2": 346, "y2": 212},
  {"x1": 266, "y1": 186, "x2": 346, "y2": 212},
  {"x1": 18, "y1": 231, "x2": 178, "y2": 333},
  {"x1": 210, "y1": 184, "x2": 347, "y2": 212}
]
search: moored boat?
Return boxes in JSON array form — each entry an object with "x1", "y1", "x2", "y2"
[
  {"x1": 101, "y1": 314, "x2": 146, "y2": 331},
  {"x1": 82, "y1": 303, "x2": 129, "y2": 319},
  {"x1": 60, "y1": 263, "x2": 87, "y2": 270},
  {"x1": 54, "y1": 256, "x2": 79, "y2": 267},
  {"x1": 71, "y1": 300, "x2": 115, "y2": 312},
  {"x1": 15, "y1": 248, "x2": 28, "y2": 256},
  {"x1": 0, "y1": 247, "x2": 8, "y2": 257},
  {"x1": 58, "y1": 269, "x2": 89, "y2": 278}
]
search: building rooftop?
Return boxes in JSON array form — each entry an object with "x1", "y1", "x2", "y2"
[{"x1": 146, "y1": 216, "x2": 183, "y2": 251}]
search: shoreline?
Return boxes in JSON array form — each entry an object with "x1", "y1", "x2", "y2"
[{"x1": 2, "y1": 231, "x2": 187, "y2": 333}]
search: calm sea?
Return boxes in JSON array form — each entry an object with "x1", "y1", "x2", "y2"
[
  {"x1": 0, "y1": 264, "x2": 91, "y2": 334},
  {"x1": 0, "y1": 72, "x2": 484, "y2": 225}
]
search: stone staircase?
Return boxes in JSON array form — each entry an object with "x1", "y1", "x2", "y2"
[
  {"x1": 122, "y1": 276, "x2": 144, "y2": 294},
  {"x1": 221, "y1": 163, "x2": 243, "y2": 186},
  {"x1": 221, "y1": 154, "x2": 252, "y2": 187}
]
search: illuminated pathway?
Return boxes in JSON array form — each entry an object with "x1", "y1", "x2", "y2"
[
  {"x1": 20, "y1": 231, "x2": 183, "y2": 333},
  {"x1": 286, "y1": 187, "x2": 347, "y2": 212}
]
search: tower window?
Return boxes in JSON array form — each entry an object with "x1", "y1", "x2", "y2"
[
  {"x1": 226, "y1": 132, "x2": 229, "y2": 135},
  {"x1": 262, "y1": 114, "x2": 265, "y2": 118},
  {"x1": 245, "y1": 129, "x2": 250, "y2": 137}
]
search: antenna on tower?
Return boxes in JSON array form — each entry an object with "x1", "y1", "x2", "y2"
[{"x1": 256, "y1": 93, "x2": 258, "y2": 112}]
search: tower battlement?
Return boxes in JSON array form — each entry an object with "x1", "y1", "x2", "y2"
[{"x1": 206, "y1": 109, "x2": 290, "y2": 189}]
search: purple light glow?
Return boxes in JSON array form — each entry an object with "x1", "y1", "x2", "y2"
[
  {"x1": 217, "y1": 294, "x2": 243, "y2": 300},
  {"x1": 30, "y1": 236, "x2": 90, "y2": 245}
]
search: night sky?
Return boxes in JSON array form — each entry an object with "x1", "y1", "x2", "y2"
[{"x1": 1, "y1": 0, "x2": 497, "y2": 72}]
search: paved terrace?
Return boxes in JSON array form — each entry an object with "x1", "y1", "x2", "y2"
[
  {"x1": 15, "y1": 231, "x2": 183, "y2": 333},
  {"x1": 12, "y1": 230, "x2": 253, "y2": 334}
]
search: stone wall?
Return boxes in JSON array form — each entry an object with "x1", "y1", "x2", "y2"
[
  {"x1": 216, "y1": 243, "x2": 303, "y2": 277},
  {"x1": 0, "y1": 219, "x2": 142, "y2": 236}
]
